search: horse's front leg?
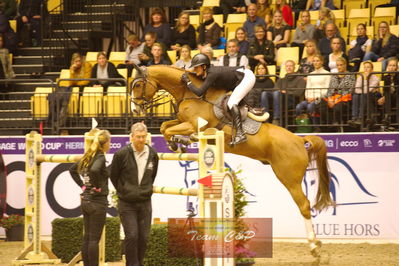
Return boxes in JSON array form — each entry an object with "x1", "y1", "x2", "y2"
[
  {"x1": 163, "y1": 122, "x2": 196, "y2": 152},
  {"x1": 160, "y1": 119, "x2": 180, "y2": 135}
]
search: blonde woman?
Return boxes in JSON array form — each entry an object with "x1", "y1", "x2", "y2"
[
  {"x1": 171, "y1": 11, "x2": 196, "y2": 50},
  {"x1": 235, "y1": 27, "x2": 249, "y2": 55},
  {"x1": 298, "y1": 39, "x2": 320, "y2": 77},
  {"x1": 363, "y1": 21, "x2": 399, "y2": 70},
  {"x1": 267, "y1": 9, "x2": 291, "y2": 49},
  {"x1": 296, "y1": 54, "x2": 330, "y2": 130},
  {"x1": 350, "y1": 61, "x2": 380, "y2": 124},
  {"x1": 256, "y1": 0, "x2": 273, "y2": 26},
  {"x1": 69, "y1": 52, "x2": 93, "y2": 92},
  {"x1": 197, "y1": 7, "x2": 221, "y2": 49},
  {"x1": 69, "y1": 129, "x2": 111, "y2": 266},
  {"x1": 174, "y1": 45, "x2": 192, "y2": 69}
]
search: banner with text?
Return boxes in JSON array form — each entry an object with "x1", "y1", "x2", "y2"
[{"x1": 1, "y1": 133, "x2": 398, "y2": 239}]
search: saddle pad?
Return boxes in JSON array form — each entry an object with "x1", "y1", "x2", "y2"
[{"x1": 213, "y1": 97, "x2": 262, "y2": 135}]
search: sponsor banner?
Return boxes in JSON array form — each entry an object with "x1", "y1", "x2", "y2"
[
  {"x1": 1, "y1": 133, "x2": 398, "y2": 155},
  {"x1": 0, "y1": 133, "x2": 398, "y2": 239}
]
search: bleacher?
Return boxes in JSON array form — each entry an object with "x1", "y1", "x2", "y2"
[{"x1": 0, "y1": 0, "x2": 398, "y2": 135}]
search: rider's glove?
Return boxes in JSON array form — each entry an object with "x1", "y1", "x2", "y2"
[{"x1": 181, "y1": 73, "x2": 191, "y2": 85}]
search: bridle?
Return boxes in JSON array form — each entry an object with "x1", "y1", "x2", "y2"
[{"x1": 130, "y1": 66, "x2": 173, "y2": 112}]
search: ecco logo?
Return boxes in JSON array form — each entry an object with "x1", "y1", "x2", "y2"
[{"x1": 340, "y1": 141, "x2": 358, "y2": 147}]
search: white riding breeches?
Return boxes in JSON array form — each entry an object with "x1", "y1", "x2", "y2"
[{"x1": 227, "y1": 68, "x2": 256, "y2": 109}]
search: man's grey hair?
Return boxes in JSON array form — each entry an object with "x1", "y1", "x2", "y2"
[{"x1": 131, "y1": 122, "x2": 147, "y2": 134}]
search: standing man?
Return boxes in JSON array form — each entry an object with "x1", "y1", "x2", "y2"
[{"x1": 111, "y1": 122, "x2": 159, "y2": 266}]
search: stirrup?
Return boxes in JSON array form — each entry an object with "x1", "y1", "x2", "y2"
[{"x1": 229, "y1": 133, "x2": 247, "y2": 146}]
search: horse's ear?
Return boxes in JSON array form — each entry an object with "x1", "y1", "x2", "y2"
[{"x1": 132, "y1": 64, "x2": 144, "y2": 77}]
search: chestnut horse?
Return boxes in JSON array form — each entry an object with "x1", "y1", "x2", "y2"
[{"x1": 131, "y1": 65, "x2": 334, "y2": 256}]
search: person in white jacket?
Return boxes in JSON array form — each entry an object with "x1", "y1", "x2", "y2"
[{"x1": 296, "y1": 54, "x2": 331, "y2": 131}]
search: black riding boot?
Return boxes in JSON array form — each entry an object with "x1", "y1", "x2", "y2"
[{"x1": 229, "y1": 104, "x2": 247, "y2": 146}]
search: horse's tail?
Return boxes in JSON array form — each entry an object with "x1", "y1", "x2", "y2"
[{"x1": 303, "y1": 135, "x2": 335, "y2": 211}]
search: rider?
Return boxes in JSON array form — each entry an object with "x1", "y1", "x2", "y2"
[{"x1": 181, "y1": 53, "x2": 256, "y2": 145}]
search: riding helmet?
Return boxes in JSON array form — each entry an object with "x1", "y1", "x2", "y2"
[{"x1": 189, "y1": 53, "x2": 211, "y2": 68}]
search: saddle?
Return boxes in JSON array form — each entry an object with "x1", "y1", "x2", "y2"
[{"x1": 213, "y1": 95, "x2": 263, "y2": 135}]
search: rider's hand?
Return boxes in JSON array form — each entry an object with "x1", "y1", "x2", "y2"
[{"x1": 181, "y1": 73, "x2": 190, "y2": 84}]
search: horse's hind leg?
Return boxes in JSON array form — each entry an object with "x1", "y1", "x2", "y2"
[{"x1": 272, "y1": 163, "x2": 321, "y2": 257}]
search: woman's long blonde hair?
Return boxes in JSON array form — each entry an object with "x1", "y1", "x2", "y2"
[
  {"x1": 176, "y1": 11, "x2": 190, "y2": 32},
  {"x1": 78, "y1": 129, "x2": 111, "y2": 173},
  {"x1": 379, "y1": 21, "x2": 392, "y2": 47}
]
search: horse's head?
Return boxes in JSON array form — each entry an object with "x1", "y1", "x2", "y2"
[{"x1": 130, "y1": 65, "x2": 159, "y2": 115}]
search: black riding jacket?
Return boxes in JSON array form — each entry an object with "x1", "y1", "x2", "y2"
[{"x1": 187, "y1": 66, "x2": 245, "y2": 97}]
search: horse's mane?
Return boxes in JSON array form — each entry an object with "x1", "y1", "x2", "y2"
[{"x1": 147, "y1": 65, "x2": 205, "y2": 85}]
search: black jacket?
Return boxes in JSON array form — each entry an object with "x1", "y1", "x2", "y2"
[
  {"x1": 110, "y1": 144, "x2": 159, "y2": 203},
  {"x1": 90, "y1": 62, "x2": 124, "y2": 89},
  {"x1": 69, "y1": 152, "x2": 109, "y2": 202},
  {"x1": 371, "y1": 35, "x2": 399, "y2": 59},
  {"x1": 275, "y1": 74, "x2": 306, "y2": 96}
]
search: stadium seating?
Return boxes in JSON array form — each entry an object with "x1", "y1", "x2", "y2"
[
  {"x1": 104, "y1": 86, "x2": 127, "y2": 117},
  {"x1": 80, "y1": 87, "x2": 104, "y2": 117}
]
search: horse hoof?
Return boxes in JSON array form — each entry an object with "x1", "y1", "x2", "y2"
[
  {"x1": 168, "y1": 141, "x2": 178, "y2": 152},
  {"x1": 310, "y1": 240, "x2": 322, "y2": 258},
  {"x1": 190, "y1": 134, "x2": 199, "y2": 142}
]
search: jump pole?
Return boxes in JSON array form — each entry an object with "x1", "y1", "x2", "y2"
[{"x1": 21, "y1": 126, "x2": 234, "y2": 266}]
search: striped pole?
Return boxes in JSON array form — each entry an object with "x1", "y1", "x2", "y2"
[
  {"x1": 153, "y1": 186, "x2": 198, "y2": 196},
  {"x1": 157, "y1": 153, "x2": 198, "y2": 161},
  {"x1": 35, "y1": 155, "x2": 83, "y2": 163}
]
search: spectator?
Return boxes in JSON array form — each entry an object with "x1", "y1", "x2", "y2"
[
  {"x1": 275, "y1": 0, "x2": 293, "y2": 27},
  {"x1": 378, "y1": 57, "x2": 398, "y2": 127},
  {"x1": 16, "y1": 0, "x2": 43, "y2": 46},
  {"x1": 90, "y1": 52, "x2": 124, "y2": 92},
  {"x1": 363, "y1": 21, "x2": 399, "y2": 71},
  {"x1": 272, "y1": 60, "x2": 306, "y2": 125},
  {"x1": 200, "y1": 46, "x2": 218, "y2": 66},
  {"x1": 243, "y1": 3, "x2": 266, "y2": 40},
  {"x1": 48, "y1": 53, "x2": 92, "y2": 125},
  {"x1": 291, "y1": 10, "x2": 315, "y2": 56},
  {"x1": 235, "y1": 27, "x2": 250, "y2": 55},
  {"x1": 256, "y1": 0, "x2": 273, "y2": 26},
  {"x1": 171, "y1": 11, "x2": 196, "y2": 50},
  {"x1": 313, "y1": 7, "x2": 336, "y2": 42},
  {"x1": 147, "y1": 42, "x2": 171, "y2": 66},
  {"x1": 318, "y1": 22, "x2": 345, "y2": 57},
  {"x1": 0, "y1": 0, "x2": 17, "y2": 19},
  {"x1": 324, "y1": 37, "x2": 348, "y2": 72},
  {"x1": 174, "y1": 45, "x2": 192, "y2": 69},
  {"x1": 139, "y1": 32, "x2": 170, "y2": 66},
  {"x1": 217, "y1": 39, "x2": 249, "y2": 68},
  {"x1": 117, "y1": 34, "x2": 145, "y2": 77},
  {"x1": 248, "y1": 24, "x2": 275, "y2": 69},
  {"x1": 350, "y1": 61, "x2": 380, "y2": 125},
  {"x1": 0, "y1": 34, "x2": 14, "y2": 95},
  {"x1": 298, "y1": 39, "x2": 319, "y2": 79},
  {"x1": 348, "y1": 23, "x2": 372, "y2": 71},
  {"x1": 0, "y1": 13, "x2": 17, "y2": 54},
  {"x1": 197, "y1": 7, "x2": 222, "y2": 49},
  {"x1": 306, "y1": 0, "x2": 336, "y2": 11},
  {"x1": 249, "y1": 62, "x2": 274, "y2": 108},
  {"x1": 267, "y1": 10, "x2": 291, "y2": 50},
  {"x1": 296, "y1": 55, "x2": 330, "y2": 131},
  {"x1": 0, "y1": 34, "x2": 14, "y2": 79},
  {"x1": 214, "y1": 0, "x2": 251, "y2": 22},
  {"x1": 321, "y1": 57, "x2": 355, "y2": 126},
  {"x1": 142, "y1": 8, "x2": 172, "y2": 47}
]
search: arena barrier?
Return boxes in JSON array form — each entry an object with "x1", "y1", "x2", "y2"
[{"x1": 18, "y1": 125, "x2": 235, "y2": 266}]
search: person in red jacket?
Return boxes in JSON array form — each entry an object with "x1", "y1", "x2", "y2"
[{"x1": 275, "y1": 0, "x2": 293, "y2": 27}]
